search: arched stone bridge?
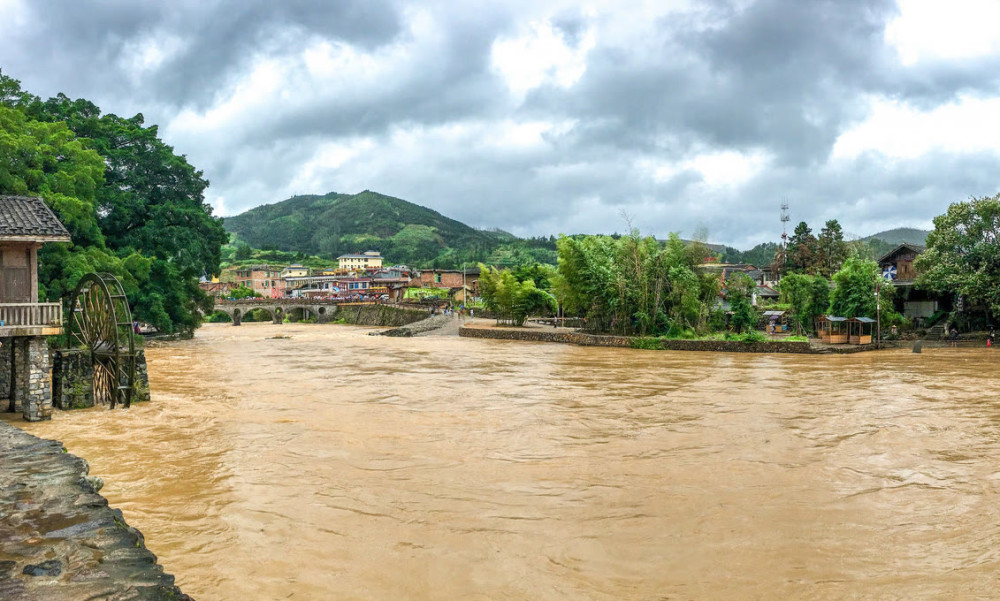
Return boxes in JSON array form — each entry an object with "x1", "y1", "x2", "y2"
[{"x1": 213, "y1": 298, "x2": 354, "y2": 325}]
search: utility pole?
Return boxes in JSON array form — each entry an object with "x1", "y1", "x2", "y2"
[{"x1": 876, "y1": 278, "x2": 881, "y2": 349}]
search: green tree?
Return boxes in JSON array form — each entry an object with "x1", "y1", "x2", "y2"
[
  {"x1": 726, "y1": 272, "x2": 758, "y2": 333},
  {"x1": 916, "y1": 193, "x2": 1000, "y2": 317},
  {"x1": 829, "y1": 257, "x2": 897, "y2": 324},
  {"x1": 778, "y1": 272, "x2": 830, "y2": 334},
  {"x1": 554, "y1": 231, "x2": 720, "y2": 336},
  {"x1": 0, "y1": 104, "x2": 146, "y2": 300},
  {"x1": 228, "y1": 285, "x2": 261, "y2": 299},
  {"x1": 786, "y1": 222, "x2": 818, "y2": 273},
  {"x1": 817, "y1": 219, "x2": 848, "y2": 277},
  {"x1": 234, "y1": 243, "x2": 254, "y2": 261},
  {"x1": 808, "y1": 275, "x2": 831, "y2": 325},
  {"x1": 478, "y1": 264, "x2": 556, "y2": 326},
  {"x1": 24, "y1": 93, "x2": 228, "y2": 335}
]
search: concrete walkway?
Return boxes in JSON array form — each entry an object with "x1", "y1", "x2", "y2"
[{"x1": 0, "y1": 421, "x2": 192, "y2": 600}]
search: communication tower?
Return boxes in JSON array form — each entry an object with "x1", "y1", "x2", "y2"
[
  {"x1": 780, "y1": 202, "x2": 790, "y2": 249},
  {"x1": 780, "y1": 202, "x2": 790, "y2": 268}
]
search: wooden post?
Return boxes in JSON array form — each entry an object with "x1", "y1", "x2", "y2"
[{"x1": 876, "y1": 279, "x2": 881, "y2": 349}]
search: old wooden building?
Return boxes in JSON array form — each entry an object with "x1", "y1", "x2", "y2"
[
  {"x1": 0, "y1": 196, "x2": 70, "y2": 421},
  {"x1": 876, "y1": 242, "x2": 947, "y2": 320}
]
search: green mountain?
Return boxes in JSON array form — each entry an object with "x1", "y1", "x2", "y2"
[
  {"x1": 863, "y1": 227, "x2": 929, "y2": 246},
  {"x1": 223, "y1": 190, "x2": 511, "y2": 266}
]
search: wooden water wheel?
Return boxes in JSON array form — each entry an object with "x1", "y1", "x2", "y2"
[{"x1": 66, "y1": 273, "x2": 137, "y2": 409}]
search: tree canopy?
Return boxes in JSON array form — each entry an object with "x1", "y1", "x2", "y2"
[
  {"x1": 553, "y1": 231, "x2": 720, "y2": 336},
  {"x1": 478, "y1": 265, "x2": 556, "y2": 326},
  {"x1": 829, "y1": 257, "x2": 898, "y2": 324},
  {"x1": 778, "y1": 273, "x2": 829, "y2": 334},
  {"x1": 1, "y1": 70, "x2": 227, "y2": 335},
  {"x1": 916, "y1": 193, "x2": 1000, "y2": 318},
  {"x1": 0, "y1": 103, "x2": 150, "y2": 302}
]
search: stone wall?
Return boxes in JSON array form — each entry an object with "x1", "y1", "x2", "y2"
[
  {"x1": 459, "y1": 326, "x2": 821, "y2": 354},
  {"x1": 23, "y1": 338, "x2": 52, "y2": 421},
  {"x1": 2, "y1": 337, "x2": 54, "y2": 420},
  {"x1": 0, "y1": 337, "x2": 12, "y2": 409},
  {"x1": 134, "y1": 349, "x2": 151, "y2": 403},
  {"x1": 0, "y1": 421, "x2": 192, "y2": 600},
  {"x1": 337, "y1": 305, "x2": 431, "y2": 328},
  {"x1": 51, "y1": 349, "x2": 150, "y2": 410},
  {"x1": 51, "y1": 349, "x2": 93, "y2": 410}
]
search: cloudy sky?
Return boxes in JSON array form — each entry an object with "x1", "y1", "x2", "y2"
[{"x1": 3, "y1": 0, "x2": 1000, "y2": 248}]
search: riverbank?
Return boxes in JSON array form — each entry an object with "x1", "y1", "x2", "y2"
[
  {"x1": 459, "y1": 321, "x2": 886, "y2": 354},
  {"x1": 0, "y1": 420, "x2": 192, "y2": 600}
]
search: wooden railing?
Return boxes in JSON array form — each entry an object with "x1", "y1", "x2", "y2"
[{"x1": 0, "y1": 303, "x2": 63, "y2": 328}]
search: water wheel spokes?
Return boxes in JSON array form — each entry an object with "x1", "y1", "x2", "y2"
[{"x1": 66, "y1": 273, "x2": 137, "y2": 409}]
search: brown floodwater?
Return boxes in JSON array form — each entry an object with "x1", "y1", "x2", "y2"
[{"x1": 9, "y1": 322, "x2": 1000, "y2": 599}]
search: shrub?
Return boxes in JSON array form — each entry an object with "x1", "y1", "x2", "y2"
[{"x1": 630, "y1": 337, "x2": 664, "y2": 350}]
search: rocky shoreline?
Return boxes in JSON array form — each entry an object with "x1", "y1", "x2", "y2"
[
  {"x1": 458, "y1": 324, "x2": 890, "y2": 354},
  {"x1": 0, "y1": 421, "x2": 192, "y2": 600}
]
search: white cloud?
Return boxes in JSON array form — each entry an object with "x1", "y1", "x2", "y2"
[
  {"x1": 286, "y1": 138, "x2": 375, "y2": 196},
  {"x1": 644, "y1": 148, "x2": 772, "y2": 188},
  {"x1": 833, "y1": 94, "x2": 1000, "y2": 160},
  {"x1": 119, "y1": 32, "x2": 187, "y2": 78},
  {"x1": 886, "y1": 0, "x2": 1000, "y2": 65},
  {"x1": 0, "y1": 0, "x2": 27, "y2": 34},
  {"x1": 169, "y1": 58, "x2": 286, "y2": 136},
  {"x1": 491, "y1": 19, "x2": 595, "y2": 100}
]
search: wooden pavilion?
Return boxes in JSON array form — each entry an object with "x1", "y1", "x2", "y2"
[
  {"x1": 816, "y1": 315, "x2": 848, "y2": 344},
  {"x1": 848, "y1": 317, "x2": 875, "y2": 345}
]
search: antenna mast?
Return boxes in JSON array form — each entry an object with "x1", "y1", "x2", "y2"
[{"x1": 780, "y1": 201, "x2": 790, "y2": 268}]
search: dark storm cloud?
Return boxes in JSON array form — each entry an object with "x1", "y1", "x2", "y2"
[
  {"x1": 2, "y1": 0, "x2": 402, "y2": 108},
  {"x1": 525, "y1": 0, "x2": 899, "y2": 164},
  {"x1": 3, "y1": 0, "x2": 1000, "y2": 247}
]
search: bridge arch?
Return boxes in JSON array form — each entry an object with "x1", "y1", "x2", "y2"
[
  {"x1": 287, "y1": 306, "x2": 319, "y2": 323},
  {"x1": 213, "y1": 299, "x2": 342, "y2": 326}
]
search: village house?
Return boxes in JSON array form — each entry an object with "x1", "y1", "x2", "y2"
[
  {"x1": 876, "y1": 243, "x2": 945, "y2": 320},
  {"x1": 337, "y1": 251, "x2": 383, "y2": 271},
  {"x1": 227, "y1": 264, "x2": 286, "y2": 298},
  {"x1": 284, "y1": 275, "x2": 339, "y2": 298},
  {"x1": 281, "y1": 264, "x2": 309, "y2": 278},
  {"x1": 698, "y1": 263, "x2": 766, "y2": 286},
  {"x1": 414, "y1": 267, "x2": 481, "y2": 296},
  {"x1": 198, "y1": 280, "x2": 235, "y2": 298},
  {"x1": 0, "y1": 196, "x2": 71, "y2": 421}
]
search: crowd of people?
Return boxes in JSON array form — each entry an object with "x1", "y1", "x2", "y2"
[{"x1": 429, "y1": 304, "x2": 474, "y2": 319}]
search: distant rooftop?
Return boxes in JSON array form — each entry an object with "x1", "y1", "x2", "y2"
[{"x1": 0, "y1": 196, "x2": 71, "y2": 241}]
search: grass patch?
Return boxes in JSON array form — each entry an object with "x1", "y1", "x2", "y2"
[
  {"x1": 629, "y1": 336, "x2": 664, "y2": 350},
  {"x1": 724, "y1": 331, "x2": 769, "y2": 343}
]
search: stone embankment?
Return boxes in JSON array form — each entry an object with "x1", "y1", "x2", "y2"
[
  {"x1": 459, "y1": 324, "x2": 882, "y2": 354},
  {"x1": 375, "y1": 314, "x2": 455, "y2": 337},
  {"x1": 0, "y1": 421, "x2": 192, "y2": 600},
  {"x1": 337, "y1": 305, "x2": 430, "y2": 328}
]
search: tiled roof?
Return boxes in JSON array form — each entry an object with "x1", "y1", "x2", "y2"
[
  {"x1": 0, "y1": 196, "x2": 71, "y2": 240},
  {"x1": 877, "y1": 242, "x2": 926, "y2": 264}
]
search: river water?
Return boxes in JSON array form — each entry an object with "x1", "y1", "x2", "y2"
[{"x1": 10, "y1": 322, "x2": 1000, "y2": 599}]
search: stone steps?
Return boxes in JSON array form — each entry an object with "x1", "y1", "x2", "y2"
[
  {"x1": 925, "y1": 324, "x2": 946, "y2": 340},
  {"x1": 0, "y1": 422, "x2": 193, "y2": 600}
]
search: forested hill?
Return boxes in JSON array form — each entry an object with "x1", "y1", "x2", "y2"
[
  {"x1": 224, "y1": 190, "x2": 511, "y2": 266},
  {"x1": 863, "y1": 227, "x2": 929, "y2": 246}
]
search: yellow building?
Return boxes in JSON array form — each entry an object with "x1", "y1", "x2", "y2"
[
  {"x1": 281, "y1": 264, "x2": 309, "y2": 278},
  {"x1": 337, "y1": 251, "x2": 383, "y2": 271}
]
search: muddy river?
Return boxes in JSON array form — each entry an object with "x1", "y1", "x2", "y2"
[{"x1": 11, "y1": 322, "x2": 1000, "y2": 599}]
